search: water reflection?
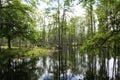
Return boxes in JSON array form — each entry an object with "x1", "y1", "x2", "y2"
[
  {"x1": 0, "y1": 58, "x2": 39, "y2": 80},
  {"x1": 0, "y1": 47, "x2": 120, "y2": 80}
]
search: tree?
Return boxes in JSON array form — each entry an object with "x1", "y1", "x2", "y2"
[
  {"x1": 0, "y1": 0, "x2": 38, "y2": 49},
  {"x1": 81, "y1": 0, "x2": 120, "y2": 53}
]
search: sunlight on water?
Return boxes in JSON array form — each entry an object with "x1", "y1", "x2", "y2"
[{"x1": 0, "y1": 49, "x2": 119, "y2": 80}]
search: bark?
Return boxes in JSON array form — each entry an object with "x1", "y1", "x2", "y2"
[
  {"x1": 57, "y1": 0, "x2": 61, "y2": 80},
  {"x1": 0, "y1": 0, "x2": 1, "y2": 52},
  {"x1": 0, "y1": 0, "x2": 1, "y2": 7},
  {"x1": 7, "y1": 35, "x2": 11, "y2": 49},
  {"x1": 0, "y1": 46, "x2": 1, "y2": 52}
]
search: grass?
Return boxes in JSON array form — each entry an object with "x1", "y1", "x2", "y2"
[{"x1": 0, "y1": 47, "x2": 50, "y2": 58}]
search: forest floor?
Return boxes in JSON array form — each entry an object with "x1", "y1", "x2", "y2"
[{"x1": 0, "y1": 46, "x2": 54, "y2": 59}]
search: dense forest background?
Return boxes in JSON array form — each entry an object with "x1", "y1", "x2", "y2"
[{"x1": 0, "y1": 0, "x2": 120, "y2": 54}]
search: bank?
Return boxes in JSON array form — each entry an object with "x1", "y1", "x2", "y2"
[{"x1": 0, "y1": 47, "x2": 51, "y2": 58}]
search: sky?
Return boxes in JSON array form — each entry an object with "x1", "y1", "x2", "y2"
[
  {"x1": 34, "y1": 0, "x2": 86, "y2": 31},
  {"x1": 37, "y1": 0, "x2": 86, "y2": 18},
  {"x1": 22, "y1": 0, "x2": 86, "y2": 18},
  {"x1": 73, "y1": 5, "x2": 86, "y2": 16}
]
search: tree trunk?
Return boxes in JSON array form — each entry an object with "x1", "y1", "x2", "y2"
[
  {"x1": 0, "y1": 22, "x2": 1, "y2": 51},
  {"x1": 0, "y1": 46, "x2": 1, "y2": 52},
  {"x1": 7, "y1": 35, "x2": 11, "y2": 49}
]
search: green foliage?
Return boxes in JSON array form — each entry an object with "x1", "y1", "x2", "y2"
[
  {"x1": 0, "y1": 0, "x2": 38, "y2": 48},
  {"x1": 80, "y1": 0, "x2": 120, "y2": 54},
  {"x1": 0, "y1": 47, "x2": 49, "y2": 58}
]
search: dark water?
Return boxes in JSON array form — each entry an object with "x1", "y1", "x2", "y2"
[{"x1": 0, "y1": 47, "x2": 120, "y2": 80}]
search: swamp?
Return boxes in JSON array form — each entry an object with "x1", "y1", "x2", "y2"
[{"x1": 0, "y1": 0, "x2": 120, "y2": 80}]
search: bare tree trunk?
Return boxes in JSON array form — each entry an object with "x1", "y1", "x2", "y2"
[
  {"x1": 42, "y1": 22, "x2": 46, "y2": 46},
  {"x1": 57, "y1": 0, "x2": 61, "y2": 80},
  {"x1": 90, "y1": 5, "x2": 93, "y2": 37}
]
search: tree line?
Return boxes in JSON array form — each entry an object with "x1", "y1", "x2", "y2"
[{"x1": 0, "y1": 0, "x2": 120, "y2": 53}]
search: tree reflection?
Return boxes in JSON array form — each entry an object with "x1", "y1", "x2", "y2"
[
  {"x1": 0, "y1": 47, "x2": 120, "y2": 80},
  {"x1": 0, "y1": 58, "x2": 39, "y2": 80}
]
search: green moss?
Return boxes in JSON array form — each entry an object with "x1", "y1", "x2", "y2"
[{"x1": 0, "y1": 47, "x2": 49, "y2": 58}]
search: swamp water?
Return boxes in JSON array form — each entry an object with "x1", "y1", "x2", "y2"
[{"x1": 0, "y1": 47, "x2": 120, "y2": 80}]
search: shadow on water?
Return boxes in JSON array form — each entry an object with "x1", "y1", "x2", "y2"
[{"x1": 0, "y1": 46, "x2": 120, "y2": 80}]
